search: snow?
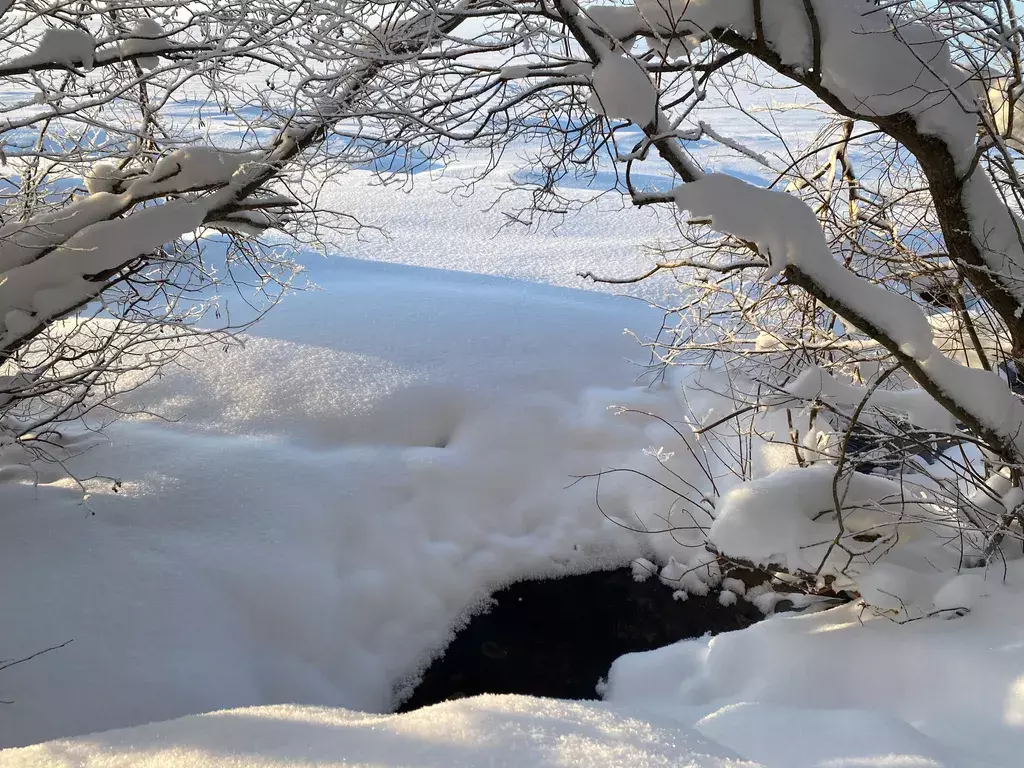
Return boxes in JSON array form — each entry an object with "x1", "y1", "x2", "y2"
[
  {"x1": 0, "y1": 193, "x2": 126, "y2": 273},
  {"x1": 126, "y1": 147, "x2": 264, "y2": 197},
  {"x1": 0, "y1": 198, "x2": 207, "y2": 346},
  {"x1": 0, "y1": 144, "x2": 290, "y2": 349},
  {"x1": 631, "y1": 557, "x2": 658, "y2": 582},
  {"x1": 3, "y1": 28, "x2": 95, "y2": 72},
  {"x1": 590, "y1": 54, "x2": 657, "y2": 126},
  {"x1": 674, "y1": 173, "x2": 1024, "y2": 459},
  {"x1": 636, "y1": 1, "x2": 977, "y2": 163},
  {"x1": 1, "y1": 695, "x2": 758, "y2": 768},
  {"x1": 584, "y1": 6, "x2": 645, "y2": 43},
  {"x1": 0, "y1": 259, "x2": 680, "y2": 747},
  {"x1": 786, "y1": 365, "x2": 956, "y2": 434},
  {"x1": 83, "y1": 161, "x2": 124, "y2": 195},
  {"x1": 633, "y1": 0, "x2": 752, "y2": 44},
  {"x1": 674, "y1": 173, "x2": 934, "y2": 359},
  {"x1": 643, "y1": 0, "x2": 1024, "y2": 315},
  {"x1": 6, "y1": 208, "x2": 1013, "y2": 765},
  {"x1": 3, "y1": 11, "x2": 1024, "y2": 765},
  {"x1": 710, "y1": 464, "x2": 933, "y2": 577},
  {"x1": 606, "y1": 578, "x2": 1024, "y2": 767},
  {"x1": 120, "y1": 18, "x2": 164, "y2": 70}
]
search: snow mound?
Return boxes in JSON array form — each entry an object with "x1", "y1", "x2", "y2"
[
  {"x1": 0, "y1": 262, "x2": 700, "y2": 747},
  {"x1": 1, "y1": 695, "x2": 759, "y2": 768},
  {"x1": 606, "y1": 584, "x2": 1024, "y2": 767}
]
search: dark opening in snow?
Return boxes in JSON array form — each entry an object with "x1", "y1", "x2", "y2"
[{"x1": 395, "y1": 567, "x2": 762, "y2": 711}]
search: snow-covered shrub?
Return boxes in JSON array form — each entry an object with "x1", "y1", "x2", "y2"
[
  {"x1": 0, "y1": 1, "x2": 467, "y2": 473},
  {"x1": 336, "y1": 0, "x2": 1024, "y2": 617}
]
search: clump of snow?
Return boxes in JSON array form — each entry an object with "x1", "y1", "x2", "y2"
[
  {"x1": 746, "y1": 585, "x2": 786, "y2": 615},
  {"x1": 856, "y1": 562, "x2": 936, "y2": 617},
  {"x1": 720, "y1": 577, "x2": 745, "y2": 596},
  {"x1": 933, "y1": 572, "x2": 990, "y2": 613},
  {"x1": 584, "y1": 6, "x2": 645, "y2": 44},
  {"x1": 590, "y1": 54, "x2": 657, "y2": 125},
  {"x1": 786, "y1": 365, "x2": 956, "y2": 434},
  {"x1": 631, "y1": 557, "x2": 657, "y2": 582},
  {"x1": 127, "y1": 147, "x2": 264, "y2": 197},
  {"x1": 0, "y1": 192, "x2": 126, "y2": 273},
  {"x1": 84, "y1": 161, "x2": 125, "y2": 195},
  {"x1": 633, "y1": 0, "x2": 751, "y2": 50},
  {"x1": 718, "y1": 589, "x2": 737, "y2": 607},
  {"x1": 674, "y1": 174, "x2": 934, "y2": 360},
  {"x1": 0, "y1": 198, "x2": 207, "y2": 346},
  {"x1": 709, "y1": 464, "x2": 940, "y2": 579},
  {"x1": 660, "y1": 556, "x2": 712, "y2": 597},
  {"x1": 4, "y1": 28, "x2": 95, "y2": 71},
  {"x1": 121, "y1": 18, "x2": 164, "y2": 70}
]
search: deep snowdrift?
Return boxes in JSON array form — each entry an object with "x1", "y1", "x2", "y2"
[{"x1": 0, "y1": 259, "x2": 678, "y2": 747}]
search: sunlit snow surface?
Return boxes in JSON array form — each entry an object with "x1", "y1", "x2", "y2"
[
  {"x1": 2, "y1": 70, "x2": 1024, "y2": 768},
  {"x1": 1, "y1": 696, "x2": 757, "y2": 768}
]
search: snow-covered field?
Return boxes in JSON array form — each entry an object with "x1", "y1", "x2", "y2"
[{"x1": 3, "y1": 73, "x2": 1024, "y2": 767}]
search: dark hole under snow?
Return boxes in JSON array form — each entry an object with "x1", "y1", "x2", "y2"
[{"x1": 395, "y1": 567, "x2": 763, "y2": 712}]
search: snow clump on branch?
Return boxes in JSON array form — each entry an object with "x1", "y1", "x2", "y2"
[{"x1": 589, "y1": 54, "x2": 657, "y2": 125}]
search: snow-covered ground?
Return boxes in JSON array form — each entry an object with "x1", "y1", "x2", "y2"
[
  {"x1": 3, "y1": 695, "x2": 759, "y2": 768},
  {"x1": 0, "y1": 254, "x2": 672, "y2": 745}
]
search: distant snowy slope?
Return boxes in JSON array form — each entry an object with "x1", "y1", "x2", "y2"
[
  {"x1": 0, "y1": 695, "x2": 760, "y2": 768},
  {"x1": 310, "y1": 174, "x2": 681, "y2": 300}
]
